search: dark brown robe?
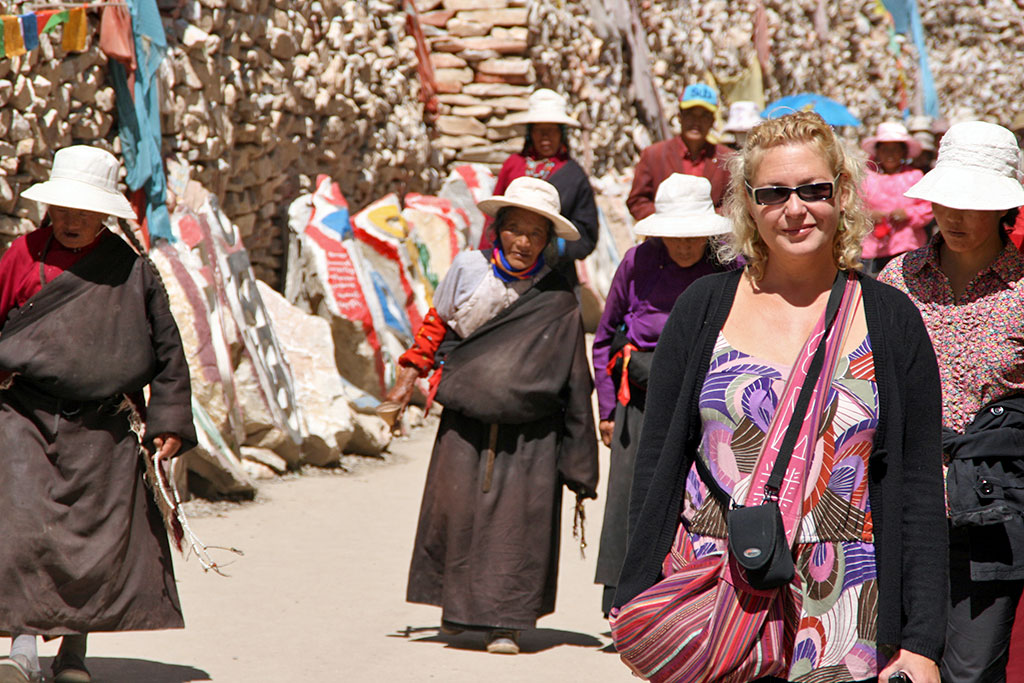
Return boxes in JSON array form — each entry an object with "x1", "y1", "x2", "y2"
[
  {"x1": 406, "y1": 271, "x2": 599, "y2": 631},
  {"x1": 0, "y1": 231, "x2": 196, "y2": 636}
]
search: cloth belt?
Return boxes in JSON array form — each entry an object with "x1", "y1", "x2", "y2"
[{"x1": 607, "y1": 342, "x2": 639, "y2": 406}]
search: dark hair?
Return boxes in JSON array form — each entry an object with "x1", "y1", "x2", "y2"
[
  {"x1": 522, "y1": 123, "x2": 569, "y2": 156},
  {"x1": 1001, "y1": 207, "x2": 1020, "y2": 230}
]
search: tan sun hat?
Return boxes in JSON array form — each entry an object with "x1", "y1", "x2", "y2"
[
  {"x1": 477, "y1": 176, "x2": 580, "y2": 241},
  {"x1": 21, "y1": 145, "x2": 136, "y2": 219},
  {"x1": 633, "y1": 174, "x2": 732, "y2": 238},
  {"x1": 515, "y1": 89, "x2": 581, "y2": 128},
  {"x1": 905, "y1": 121, "x2": 1024, "y2": 210}
]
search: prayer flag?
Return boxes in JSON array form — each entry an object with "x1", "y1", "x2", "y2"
[
  {"x1": 20, "y1": 13, "x2": 38, "y2": 51},
  {"x1": 62, "y1": 7, "x2": 86, "y2": 52},
  {"x1": 2, "y1": 15, "x2": 25, "y2": 57},
  {"x1": 41, "y1": 9, "x2": 69, "y2": 35}
]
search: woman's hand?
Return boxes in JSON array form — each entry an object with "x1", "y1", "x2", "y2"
[
  {"x1": 890, "y1": 208, "x2": 908, "y2": 223},
  {"x1": 385, "y1": 366, "x2": 420, "y2": 415},
  {"x1": 599, "y1": 420, "x2": 615, "y2": 447},
  {"x1": 152, "y1": 434, "x2": 182, "y2": 461},
  {"x1": 879, "y1": 649, "x2": 939, "y2": 683}
]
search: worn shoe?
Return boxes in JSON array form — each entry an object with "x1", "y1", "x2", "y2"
[
  {"x1": 485, "y1": 629, "x2": 520, "y2": 655},
  {"x1": 439, "y1": 620, "x2": 465, "y2": 635},
  {"x1": 52, "y1": 652, "x2": 91, "y2": 683},
  {"x1": 0, "y1": 655, "x2": 42, "y2": 683}
]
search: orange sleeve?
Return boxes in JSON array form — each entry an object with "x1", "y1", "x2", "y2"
[{"x1": 398, "y1": 307, "x2": 448, "y2": 376}]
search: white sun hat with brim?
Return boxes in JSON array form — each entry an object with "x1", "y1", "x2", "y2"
[
  {"x1": 862, "y1": 121, "x2": 923, "y2": 160},
  {"x1": 21, "y1": 145, "x2": 136, "y2": 220},
  {"x1": 724, "y1": 101, "x2": 762, "y2": 132},
  {"x1": 904, "y1": 121, "x2": 1024, "y2": 210},
  {"x1": 633, "y1": 174, "x2": 732, "y2": 238},
  {"x1": 513, "y1": 89, "x2": 581, "y2": 128},
  {"x1": 477, "y1": 176, "x2": 580, "y2": 241}
]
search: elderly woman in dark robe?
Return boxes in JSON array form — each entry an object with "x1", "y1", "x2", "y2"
[
  {"x1": 479, "y1": 88, "x2": 599, "y2": 289},
  {"x1": 389, "y1": 176, "x2": 599, "y2": 655},
  {"x1": 0, "y1": 146, "x2": 196, "y2": 683}
]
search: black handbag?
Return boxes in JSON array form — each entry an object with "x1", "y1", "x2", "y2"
[{"x1": 703, "y1": 275, "x2": 846, "y2": 591}]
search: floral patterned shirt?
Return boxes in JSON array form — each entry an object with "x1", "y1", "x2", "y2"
[{"x1": 878, "y1": 235, "x2": 1024, "y2": 433}]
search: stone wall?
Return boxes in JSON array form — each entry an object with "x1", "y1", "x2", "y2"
[
  {"x1": 0, "y1": 1, "x2": 1022, "y2": 283},
  {"x1": 159, "y1": 0, "x2": 437, "y2": 286}
]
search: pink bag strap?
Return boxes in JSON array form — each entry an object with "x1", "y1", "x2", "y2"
[{"x1": 743, "y1": 273, "x2": 861, "y2": 544}]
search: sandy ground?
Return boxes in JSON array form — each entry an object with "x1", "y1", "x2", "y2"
[{"x1": 12, "y1": 419, "x2": 631, "y2": 682}]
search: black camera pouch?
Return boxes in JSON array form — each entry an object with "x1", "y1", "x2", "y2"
[{"x1": 727, "y1": 501, "x2": 794, "y2": 590}]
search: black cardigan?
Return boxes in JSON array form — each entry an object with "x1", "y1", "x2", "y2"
[{"x1": 613, "y1": 269, "x2": 948, "y2": 662}]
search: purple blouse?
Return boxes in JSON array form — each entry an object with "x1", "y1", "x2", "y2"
[{"x1": 592, "y1": 238, "x2": 721, "y2": 419}]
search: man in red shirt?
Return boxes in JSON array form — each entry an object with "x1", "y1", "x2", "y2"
[{"x1": 626, "y1": 83, "x2": 732, "y2": 220}]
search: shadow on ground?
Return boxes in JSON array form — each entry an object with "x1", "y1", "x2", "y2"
[
  {"x1": 393, "y1": 625, "x2": 604, "y2": 654},
  {"x1": 41, "y1": 657, "x2": 210, "y2": 683}
]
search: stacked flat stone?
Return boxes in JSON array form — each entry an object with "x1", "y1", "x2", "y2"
[{"x1": 416, "y1": 0, "x2": 533, "y2": 171}]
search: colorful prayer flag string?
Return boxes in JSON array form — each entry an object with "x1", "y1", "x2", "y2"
[
  {"x1": 61, "y1": 5, "x2": 85, "y2": 51},
  {"x1": 3, "y1": 15, "x2": 26, "y2": 56},
  {"x1": 20, "y1": 13, "x2": 38, "y2": 51},
  {"x1": 0, "y1": 4, "x2": 90, "y2": 59}
]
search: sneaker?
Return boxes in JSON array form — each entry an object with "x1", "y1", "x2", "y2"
[
  {"x1": 52, "y1": 652, "x2": 91, "y2": 683},
  {"x1": 0, "y1": 655, "x2": 42, "y2": 683},
  {"x1": 485, "y1": 629, "x2": 520, "y2": 655}
]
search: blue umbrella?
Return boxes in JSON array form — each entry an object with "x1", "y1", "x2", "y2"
[{"x1": 764, "y1": 94, "x2": 861, "y2": 127}]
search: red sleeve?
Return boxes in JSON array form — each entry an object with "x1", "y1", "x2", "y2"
[
  {"x1": 0, "y1": 235, "x2": 35, "y2": 329},
  {"x1": 627, "y1": 148, "x2": 657, "y2": 221},
  {"x1": 1010, "y1": 209, "x2": 1024, "y2": 251},
  {"x1": 398, "y1": 307, "x2": 449, "y2": 376}
]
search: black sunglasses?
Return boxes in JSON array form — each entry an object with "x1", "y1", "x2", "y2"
[{"x1": 745, "y1": 175, "x2": 840, "y2": 206}]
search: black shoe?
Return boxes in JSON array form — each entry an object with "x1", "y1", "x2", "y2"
[{"x1": 52, "y1": 652, "x2": 91, "y2": 683}]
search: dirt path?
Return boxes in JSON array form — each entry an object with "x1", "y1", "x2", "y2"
[{"x1": 23, "y1": 419, "x2": 630, "y2": 682}]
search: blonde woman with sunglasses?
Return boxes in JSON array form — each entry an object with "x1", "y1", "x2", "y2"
[{"x1": 612, "y1": 112, "x2": 945, "y2": 683}]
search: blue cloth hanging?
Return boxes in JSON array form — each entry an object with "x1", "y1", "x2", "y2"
[{"x1": 109, "y1": 0, "x2": 173, "y2": 242}]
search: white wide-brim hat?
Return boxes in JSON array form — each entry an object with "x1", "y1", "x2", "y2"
[
  {"x1": 477, "y1": 176, "x2": 580, "y2": 240},
  {"x1": 862, "y1": 121, "x2": 923, "y2": 160},
  {"x1": 21, "y1": 145, "x2": 136, "y2": 219},
  {"x1": 904, "y1": 120, "x2": 1024, "y2": 210},
  {"x1": 633, "y1": 174, "x2": 732, "y2": 238},
  {"x1": 514, "y1": 88, "x2": 581, "y2": 128},
  {"x1": 724, "y1": 101, "x2": 762, "y2": 132}
]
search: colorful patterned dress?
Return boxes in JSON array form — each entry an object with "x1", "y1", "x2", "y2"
[{"x1": 667, "y1": 331, "x2": 880, "y2": 682}]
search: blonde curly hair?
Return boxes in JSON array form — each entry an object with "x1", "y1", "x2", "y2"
[{"x1": 719, "y1": 111, "x2": 872, "y2": 281}]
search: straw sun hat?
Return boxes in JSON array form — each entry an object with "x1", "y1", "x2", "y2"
[
  {"x1": 477, "y1": 176, "x2": 580, "y2": 241},
  {"x1": 633, "y1": 174, "x2": 732, "y2": 238},
  {"x1": 904, "y1": 121, "x2": 1024, "y2": 211},
  {"x1": 514, "y1": 89, "x2": 581, "y2": 128},
  {"x1": 21, "y1": 145, "x2": 136, "y2": 219}
]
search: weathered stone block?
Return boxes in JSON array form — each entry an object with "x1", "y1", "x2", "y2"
[
  {"x1": 436, "y1": 115, "x2": 486, "y2": 137},
  {"x1": 454, "y1": 8, "x2": 528, "y2": 27},
  {"x1": 429, "y1": 53, "x2": 468, "y2": 69},
  {"x1": 435, "y1": 133, "x2": 490, "y2": 149},
  {"x1": 419, "y1": 9, "x2": 455, "y2": 27},
  {"x1": 447, "y1": 19, "x2": 489, "y2": 37},
  {"x1": 460, "y1": 36, "x2": 527, "y2": 54}
]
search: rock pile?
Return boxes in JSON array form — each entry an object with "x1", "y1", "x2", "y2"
[
  {"x1": 414, "y1": 0, "x2": 533, "y2": 172},
  {"x1": 159, "y1": 0, "x2": 437, "y2": 287},
  {"x1": 1, "y1": 1, "x2": 1022, "y2": 282}
]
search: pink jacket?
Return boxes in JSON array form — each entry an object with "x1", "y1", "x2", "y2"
[{"x1": 859, "y1": 166, "x2": 933, "y2": 259}]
